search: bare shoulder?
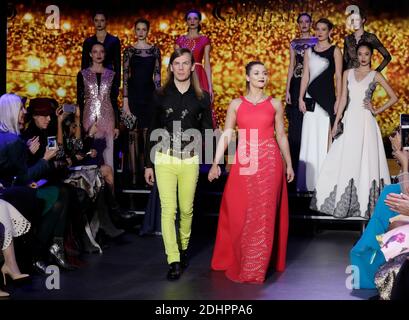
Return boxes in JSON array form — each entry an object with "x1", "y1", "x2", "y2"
[
  {"x1": 270, "y1": 97, "x2": 282, "y2": 111},
  {"x1": 334, "y1": 46, "x2": 342, "y2": 55},
  {"x1": 229, "y1": 98, "x2": 242, "y2": 110}
]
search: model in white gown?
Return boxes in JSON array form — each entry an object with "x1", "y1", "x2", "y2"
[
  {"x1": 311, "y1": 69, "x2": 390, "y2": 218},
  {"x1": 297, "y1": 46, "x2": 336, "y2": 192}
]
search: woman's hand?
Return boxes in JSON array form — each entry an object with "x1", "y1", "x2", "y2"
[
  {"x1": 66, "y1": 157, "x2": 73, "y2": 167},
  {"x1": 75, "y1": 105, "x2": 81, "y2": 119},
  {"x1": 331, "y1": 121, "x2": 339, "y2": 138},
  {"x1": 285, "y1": 91, "x2": 291, "y2": 105},
  {"x1": 298, "y1": 99, "x2": 306, "y2": 113},
  {"x1": 114, "y1": 128, "x2": 120, "y2": 139},
  {"x1": 43, "y1": 147, "x2": 58, "y2": 161},
  {"x1": 27, "y1": 136, "x2": 40, "y2": 154},
  {"x1": 390, "y1": 132, "x2": 402, "y2": 152},
  {"x1": 364, "y1": 99, "x2": 376, "y2": 115},
  {"x1": 209, "y1": 87, "x2": 214, "y2": 103},
  {"x1": 75, "y1": 154, "x2": 84, "y2": 161},
  {"x1": 88, "y1": 123, "x2": 98, "y2": 138},
  {"x1": 56, "y1": 106, "x2": 68, "y2": 123},
  {"x1": 208, "y1": 164, "x2": 221, "y2": 182},
  {"x1": 392, "y1": 149, "x2": 409, "y2": 167},
  {"x1": 144, "y1": 168, "x2": 155, "y2": 186},
  {"x1": 385, "y1": 193, "x2": 409, "y2": 216},
  {"x1": 89, "y1": 149, "x2": 97, "y2": 158},
  {"x1": 286, "y1": 166, "x2": 295, "y2": 183}
]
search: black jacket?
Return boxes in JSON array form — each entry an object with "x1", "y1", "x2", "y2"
[{"x1": 0, "y1": 132, "x2": 49, "y2": 186}]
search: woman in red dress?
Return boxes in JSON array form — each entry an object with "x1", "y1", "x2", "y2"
[
  {"x1": 175, "y1": 9, "x2": 217, "y2": 127},
  {"x1": 208, "y1": 61, "x2": 294, "y2": 284}
]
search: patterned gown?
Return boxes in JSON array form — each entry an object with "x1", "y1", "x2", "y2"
[
  {"x1": 211, "y1": 97, "x2": 288, "y2": 284},
  {"x1": 296, "y1": 46, "x2": 336, "y2": 192},
  {"x1": 311, "y1": 70, "x2": 390, "y2": 218}
]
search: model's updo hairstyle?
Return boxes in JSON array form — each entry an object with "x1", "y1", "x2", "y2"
[{"x1": 245, "y1": 61, "x2": 265, "y2": 93}]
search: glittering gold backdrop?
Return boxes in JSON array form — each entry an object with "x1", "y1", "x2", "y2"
[{"x1": 6, "y1": 1, "x2": 409, "y2": 136}]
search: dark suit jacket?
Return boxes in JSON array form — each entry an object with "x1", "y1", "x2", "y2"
[{"x1": 0, "y1": 132, "x2": 50, "y2": 186}]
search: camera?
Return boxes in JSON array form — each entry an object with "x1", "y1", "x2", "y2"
[
  {"x1": 62, "y1": 104, "x2": 76, "y2": 113},
  {"x1": 400, "y1": 114, "x2": 409, "y2": 151},
  {"x1": 47, "y1": 136, "x2": 57, "y2": 149}
]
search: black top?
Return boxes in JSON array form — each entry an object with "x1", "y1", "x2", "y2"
[
  {"x1": 307, "y1": 46, "x2": 337, "y2": 124},
  {"x1": 145, "y1": 81, "x2": 213, "y2": 168},
  {"x1": 343, "y1": 31, "x2": 391, "y2": 72},
  {"x1": 21, "y1": 121, "x2": 56, "y2": 166},
  {"x1": 289, "y1": 37, "x2": 318, "y2": 107},
  {"x1": 81, "y1": 33, "x2": 121, "y2": 88},
  {"x1": 0, "y1": 132, "x2": 50, "y2": 186},
  {"x1": 123, "y1": 45, "x2": 161, "y2": 128}
]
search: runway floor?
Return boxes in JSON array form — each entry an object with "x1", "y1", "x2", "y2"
[{"x1": 7, "y1": 217, "x2": 377, "y2": 300}]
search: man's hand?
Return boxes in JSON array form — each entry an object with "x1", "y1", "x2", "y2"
[{"x1": 144, "y1": 168, "x2": 155, "y2": 186}]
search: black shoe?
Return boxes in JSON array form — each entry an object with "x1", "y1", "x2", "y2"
[
  {"x1": 32, "y1": 260, "x2": 48, "y2": 275},
  {"x1": 113, "y1": 208, "x2": 138, "y2": 220},
  {"x1": 180, "y1": 250, "x2": 189, "y2": 270},
  {"x1": 167, "y1": 262, "x2": 181, "y2": 281},
  {"x1": 49, "y1": 238, "x2": 75, "y2": 270}
]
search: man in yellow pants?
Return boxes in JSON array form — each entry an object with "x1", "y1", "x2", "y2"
[{"x1": 144, "y1": 48, "x2": 213, "y2": 280}]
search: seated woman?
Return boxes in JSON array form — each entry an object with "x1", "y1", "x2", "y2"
[
  {"x1": 374, "y1": 167, "x2": 409, "y2": 299},
  {"x1": 0, "y1": 94, "x2": 73, "y2": 272},
  {"x1": 0, "y1": 200, "x2": 30, "y2": 298},
  {"x1": 56, "y1": 107, "x2": 124, "y2": 251},
  {"x1": 350, "y1": 131, "x2": 409, "y2": 289}
]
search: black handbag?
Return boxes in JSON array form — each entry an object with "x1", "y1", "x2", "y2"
[
  {"x1": 333, "y1": 122, "x2": 344, "y2": 139},
  {"x1": 304, "y1": 97, "x2": 315, "y2": 112}
]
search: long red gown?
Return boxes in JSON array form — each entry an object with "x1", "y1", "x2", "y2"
[
  {"x1": 175, "y1": 35, "x2": 217, "y2": 127},
  {"x1": 211, "y1": 96, "x2": 289, "y2": 284}
]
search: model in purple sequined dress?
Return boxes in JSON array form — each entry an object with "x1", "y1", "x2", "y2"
[{"x1": 77, "y1": 42, "x2": 119, "y2": 170}]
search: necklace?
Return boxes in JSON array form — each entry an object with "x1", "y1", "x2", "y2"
[{"x1": 245, "y1": 95, "x2": 267, "y2": 106}]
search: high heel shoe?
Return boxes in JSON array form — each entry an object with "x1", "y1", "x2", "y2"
[
  {"x1": 1, "y1": 264, "x2": 30, "y2": 286},
  {"x1": 0, "y1": 289, "x2": 10, "y2": 298}
]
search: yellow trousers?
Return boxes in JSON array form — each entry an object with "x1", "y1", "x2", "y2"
[{"x1": 154, "y1": 151, "x2": 199, "y2": 264}]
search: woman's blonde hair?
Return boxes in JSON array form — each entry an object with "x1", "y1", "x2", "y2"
[{"x1": 0, "y1": 93, "x2": 22, "y2": 135}]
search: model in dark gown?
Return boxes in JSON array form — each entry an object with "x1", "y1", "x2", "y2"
[
  {"x1": 123, "y1": 45, "x2": 162, "y2": 236},
  {"x1": 122, "y1": 19, "x2": 162, "y2": 235}
]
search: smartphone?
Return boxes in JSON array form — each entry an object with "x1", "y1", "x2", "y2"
[
  {"x1": 36, "y1": 179, "x2": 48, "y2": 187},
  {"x1": 47, "y1": 136, "x2": 57, "y2": 149},
  {"x1": 62, "y1": 104, "x2": 76, "y2": 113},
  {"x1": 400, "y1": 114, "x2": 409, "y2": 151}
]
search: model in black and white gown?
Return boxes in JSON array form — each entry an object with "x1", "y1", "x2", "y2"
[
  {"x1": 311, "y1": 43, "x2": 398, "y2": 218},
  {"x1": 297, "y1": 19, "x2": 343, "y2": 192}
]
